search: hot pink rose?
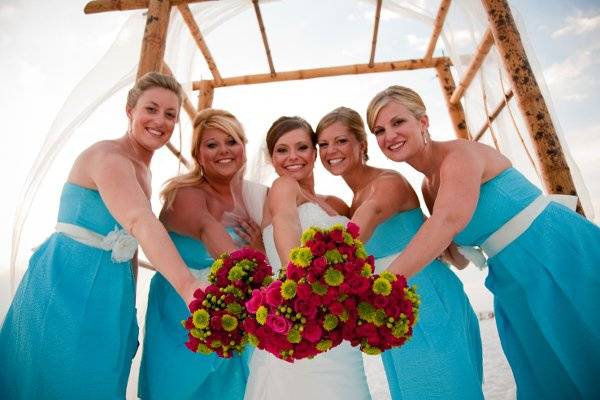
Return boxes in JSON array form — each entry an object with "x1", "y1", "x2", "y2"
[
  {"x1": 346, "y1": 221, "x2": 360, "y2": 238},
  {"x1": 266, "y1": 280, "x2": 283, "y2": 307},
  {"x1": 302, "y1": 321, "x2": 323, "y2": 343},
  {"x1": 266, "y1": 314, "x2": 290, "y2": 334},
  {"x1": 246, "y1": 289, "x2": 265, "y2": 313}
]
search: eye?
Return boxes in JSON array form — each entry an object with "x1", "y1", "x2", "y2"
[
  {"x1": 275, "y1": 147, "x2": 287, "y2": 154},
  {"x1": 392, "y1": 118, "x2": 405, "y2": 126},
  {"x1": 206, "y1": 142, "x2": 217, "y2": 149},
  {"x1": 373, "y1": 128, "x2": 384, "y2": 136},
  {"x1": 318, "y1": 142, "x2": 328, "y2": 149},
  {"x1": 227, "y1": 139, "x2": 238, "y2": 146},
  {"x1": 146, "y1": 107, "x2": 157, "y2": 113},
  {"x1": 166, "y1": 112, "x2": 177, "y2": 120},
  {"x1": 337, "y1": 138, "x2": 348, "y2": 145},
  {"x1": 298, "y1": 144, "x2": 309, "y2": 151}
]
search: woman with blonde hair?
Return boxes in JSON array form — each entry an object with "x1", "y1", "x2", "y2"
[
  {"x1": 316, "y1": 106, "x2": 483, "y2": 399},
  {"x1": 367, "y1": 85, "x2": 600, "y2": 398},
  {"x1": 139, "y1": 108, "x2": 265, "y2": 400},
  {"x1": 0, "y1": 72, "x2": 204, "y2": 399}
]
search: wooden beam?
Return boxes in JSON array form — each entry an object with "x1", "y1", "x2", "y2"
[
  {"x1": 161, "y1": 62, "x2": 197, "y2": 120},
  {"x1": 435, "y1": 58, "x2": 470, "y2": 139},
  {"x1": 474, "y1": 89, "x2": 513, "y2": 141},
  {"x1": 252, "y1": 0, "x2": 276, "y2": 76},
  {"x1": 177, "y1": 4, "x2": 223, "y2": 85},
  {"x1": 136, "y1": 0, "x2": 171, "y2": 79},
  {"x1": 193, "y1": 57, "x2": 449, "y2": 89},
  {"x1": 166, "y1": 142, "x2": 191, "y2": 169},
  {"x1": 197, "y1": 80, "x2": 214, "y2": 110},
  {"x1": 84, "y1": 0, "x2": 215, "y2": 14},
  {"x1": 369, "y1": 0, "x2": 383, "y2": 67},
  {"x1": 482, "y1": 0, "x2": 583, "y2": 214},
  {"x1": 424, "y1": 0, "x2": 452, "y2": 61},
  {"x1": 449, "y1": 27, "x2": 494, "y2": 104}
]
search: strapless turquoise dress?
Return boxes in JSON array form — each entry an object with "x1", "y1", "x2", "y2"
[
  {"x1": 455, "y1": 167, "x2": 600, "y2": 399},
  {"x1": 138, "y1": 231, "x2": 251, "y2": 399},
  {"x1": 0, "y1": 182, "x2": 138, "y2": 399},
  {"x1": 366, "y1": 208, "x2": 483, "y2": 400}
]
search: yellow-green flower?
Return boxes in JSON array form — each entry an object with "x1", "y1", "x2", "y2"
[
  {"x1": 190, "y1": 328, "x2": 203, "y2": 339},
  {"x1": 324, "y1": 249, "x2": 344, "y2": 264},
  {"x1": 227, "y1": 302, "x2": 243, "y2": 315},
  {"x1": 221, "y1": 315, "x2": 238, "y2": 332},
  {"x1": 323, "y1": 314, "x2": 339, "y2": 331},
  {"x1": 343, "y1": 232, "x2": 354, "y2": 245},
  {"x1": 380, "y1": 271, "x2": 397, "y2": 282},
  {"x1": 362, "y1": 344, "x2": 382, "y2": 355},
  {"x1": 339, "y1": 309, "x2": 349, "y2": 322},
  {"x1": 372, "y1": 277, "x2": 392, "y2": 296},
  {"x1": 262, "y1": 275, "x2": 274, "y2": 286},
  {"x1": 358, "y1": 301, "x2": 375, "y2": 322},
  {"x1": 192, "y1": 309, "x2": 210, "y2": 329},
  {"x1": 228, "y1": 265, "x2": 246, "y2": 281},
  {"x1": 324, "y1": 267, "x2": 344, "y2": 286},
  {"x1": 290, "y1": 247, "x2": 313, "y2": 268},
  {"x1": 301, "y1": 227, "x2": 318, "y2": 245},
  {"x1": 256, "y1": 306, "x2": 268, "y2": 325},
  {"x1": 287, "y1": 328, "x2": 302, "y2": 344},
  {"x1": 361, "y1": 264, "x2": 373, "y2": 277},
  {"x1": 197, "y1": 343, "x2": 213, "y2": 354},
  {"x1": 373, "y1": 309, "x2": 387, "y2": 327},
  {"x1": 210, "y1": 340, "x2": 222, "y2": 349},
  {"x1": 281, "y1": 280, "x2": 297, "y2": 300},
  {"x1": 247, "y1": 333, "x2": 259, "y2": 347},
  {"x1": 392, "y1": 317, "x2": 409, "y2": 338},
  {"x1": 316, "y1": 340, "x2": 333, "y2": 352},
  {"x1": 311, "y1": 281, "x2": 328, "y2": 296},
  {"x1": 210, "y1": 257, "x2": 225, "y2": 276}
]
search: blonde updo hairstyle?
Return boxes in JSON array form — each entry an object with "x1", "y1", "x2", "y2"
[
  {"x1": 366, "y1": 85, "x2": 427, "y2": 133},
  {"x1": 315, "y1": 106, "x2": 369, "y2": 161},
  {"x1": 126, "y1": 71, "x2": 184, "y2": 111},
  {"x1": 161, "y1": 108, "x2": 247, "y2": 209}
]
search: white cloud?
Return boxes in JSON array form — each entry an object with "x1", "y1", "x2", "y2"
[
  {"x1": 0, "y1": 4, "x2": 18, "y2": 18},
  {"x1": 403, "y1": 33, "x2": 429, "y2": 52},
  {"x1": 551, "y1": 12, "x2": 600, "y2": 38},
  {"x1": 544, "y1": 49, "x2": 594, "y2": 84}
]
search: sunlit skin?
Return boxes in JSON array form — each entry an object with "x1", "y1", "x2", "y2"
[
  {"x1": 271, "y1": 128, "x2": 317, "y2": 186},
  {"x1": 198, "y1": 128, "x2": 246, "y2": 184},
  {"x1": 318, "y1": 121, "x2": 366, "y2": 177}
]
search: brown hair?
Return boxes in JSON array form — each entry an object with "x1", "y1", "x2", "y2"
[
  {"x1": 126, "y1": 71, "x2": 184, "y2": 110},
  {"x1": 266, "y1": 116, "x2": 315, "y2": 156},
  {"x1": 366, "y1": 85, "x2": 427, "y2": 132},
  {"x1": 315, "y1": 106, "x2": 369, "y2": 161}
]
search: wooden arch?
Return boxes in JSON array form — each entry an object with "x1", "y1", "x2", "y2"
[{"x1": 84, "y1": 0, "x2": 584, "y2": 214}]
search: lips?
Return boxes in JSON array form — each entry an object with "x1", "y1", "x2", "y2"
[
  {"x1": 216, "y1": 158, "x2": 234, "y2": 164},
  {"x1": 146, "y1": 127, "x2": 164, "y2": 137},
  {"x1": 388, "y1": 140, "x2": 406, "y2": 151},
  {"x1": 284, "y1": 164, "x2": 304, "y2": 171},
  {"x1": 328, "y1": 158, "x2": 344, "y2": 166}
]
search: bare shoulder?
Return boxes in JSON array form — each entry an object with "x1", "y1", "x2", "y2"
[
  {"x1": 68, "y1": 140, "x2": 132, "y2": 187},
  {"x1": 441, "y1": 139, "x2": 510, "y2": 179},
  {"x1": 324, "y1": 195, "x2": 350, "y2": 217},
  {"x1": 270, "y1": 176, "x2": 299, "y2": 195}
]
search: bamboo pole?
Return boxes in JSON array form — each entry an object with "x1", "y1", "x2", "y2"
[
  {"x1": 369, "y1": 0, "x2": 383, "y2": 67},
  {"x1": 449, "y1": 28, "x2": 494, "y2": 104},
  {"x1": 474, "y1": 89, "x2": 513, "y2": 141},
  {"x1": 84, "y1": 0, "x2": 214, "y2": 14},
  {"x1": 136, "y1": 0, "x2": 171, "y2": 79},
  {"x1": 166, "y1": 142, "x2": 191, "y2": 168},
  {"x1": 252, "y1": 0, "x2": 276, "y2": 76},
  {"x1": 161, "y1": 62, "x2": 197, "y2": 120},
  {"x1": 177, "y1": 4, "x2": 223, "y2": 85},
  {"x1": 482, "y1": 0, "x2": 583, "y2": 213},
  {"x1": 424, "y1": 0, "x2": 452, "y2": 62},
  {"x1": 197, "y1": 80, "x2": 214, "y2": 110},
  {"x1": 435, "y1": 59, "x2": 470, "y2": 139},
  {"x1": 193, "y1": 57, "x2": 448, "y2": 89}
]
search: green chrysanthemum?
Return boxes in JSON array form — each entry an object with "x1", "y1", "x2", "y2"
[
  {"x1": 392, "y1": 317, "x2": 410, "y2": 338},
  {"x1": 405, "y1": 286, "x2": 420, "y2": 307},
  {"x1": 262, "y1": 275, "x2": 274, "y2": 286},
  {"x1": 210, "y1": 257, "x2": 225, "y2": 275},
  {"x1": 361, "y1": 264, "x2": 373, "y2": 277},
  {"x1": 287, "y1": 328, "x2": 302, "y2": 344},
  {"x1": 357, "y1": 301, "x2": 375, "y2": 322},
  {"x1": 301, "y1": 227, "x2": 318, "y2": 245},
  {"x1": 290, "y1": 247, "x2": 314, "y2": 268},
  {"x1": 324, "y1": 249, "x2": 344, "y2": 264},
  {"x1": 210, "y1": 340, "x2": 222, "y2": 349},
  {"x1": 343, "y1": 232, "x2": 354, "y2": 245},
  {"x1": 316, "y1": 340, "x2": 333, "y2": 352},
  {"x1": 372, "y1": 277, "x2": 392, "y2": 296},
  {"x1": 329, "y1": 223, "x2": 344, "y2": 231},
  {"x1": 311, "y1": 281, "x2": 328, "y2": 296},
  {"x1": 256, "y1": 306, "x2": 268, "y2": 325},
  {"x1": 281, "y1": 280, "x2": 298, "y2": 300},
  {"x1": 221, "y1": 314, "x2": 238, "y2": 332},
  {"x1": 228, "y1": 265, "x2": 246, "y2": 281},
  {"x1": 197, "y1": 343, "x2": 213, "y2": 355},
  {"x1": 373, "y1": 309, "x2": 387, "y2": 327},
  {"x1": 192, "y1": 309, "x2": 210, "y2": 329},
  {"x1": 247, "y1": 333, "x2": 259, "y2": 347},
  {"x1": 190, "y1": 328, "x2": 203, "y2": 339},
  {"x1": 362, "y1": 344, "x2": 382, "y2": 355},
  {"x1": 324, "y1": 267, "x2": 344, "y2": 286},
  {"x1": 226, "y1": 302, "x2": 243, "y2": 315},
  {"x1": 355, "y1": 242, "x2": 367, "y2": 259},
  {"x1": 380, "y1": 271, "x2": 397, "y2": 282},
  {"x1": 323, "y1": 314, "x2": 339, "y2": 331},
  {"x1": 339, "y1": 309, "x2": 349, "y2": 322}
]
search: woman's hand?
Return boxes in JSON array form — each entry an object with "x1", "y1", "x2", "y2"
[
  {"x1": 236, "y1": 218, "x2": 265, "y2": 253},
  {"x1": 182, "y1": 278, "x2": 208, "y2": 305}
]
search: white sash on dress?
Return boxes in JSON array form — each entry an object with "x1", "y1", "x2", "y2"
[
  {"x1": 458, "y1": 194, "x2": 578, "y2": 269},
  {"x1": 55, "y1": 222, "x2": 138, "y2": 263}
]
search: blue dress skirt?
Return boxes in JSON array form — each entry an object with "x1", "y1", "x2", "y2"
[
  {"x1": 366, "y1": 209, "x2": 483, "y2": 400},
  {"x1": 138, "y1": 231, "x2": 251, "y2": 400},
  {"x1": 454, "y1": 167, "x2": 600, "y2": 399},
  {"x1": 0, "y1": 183, "x2": 139, "y2": 399}
]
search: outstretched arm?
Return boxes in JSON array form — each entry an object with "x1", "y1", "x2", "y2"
[
  {"x1": 268, "y1": 177, "x2": 302, "y2": 267},
  {"x1": 91, "y1": 152, "x2": 201, "y2": 303},
  {"x1": 385, "y1": 151, "x2": 483, "y2": 278}
]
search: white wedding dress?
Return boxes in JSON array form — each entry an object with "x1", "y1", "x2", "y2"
[{"x1": 244, "y1": 202, "x2": 372, "y2": 400}]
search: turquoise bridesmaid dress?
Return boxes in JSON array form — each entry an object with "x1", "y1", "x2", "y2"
[
  {"x1": 455, "y1": 167, "x2": 600, "y2": 399},
  {"x1": 138, "y1": 231, "x2": 251, "y2": 400},
  {"x1": 366, "y1": 209, "x2": 483, "y2": 400},
  {"x1": 0, "y1": 182, "x2": 139, "y2": 399}
]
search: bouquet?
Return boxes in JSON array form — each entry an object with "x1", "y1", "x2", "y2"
[
  {"x1": 243, "y1": 222, "x2": 375, "y2": 362},
  {"x1": 183, "y1": 247, "x2": 273, "y2": 358}
]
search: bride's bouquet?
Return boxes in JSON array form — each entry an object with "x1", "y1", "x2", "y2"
[
  {"x1": 183, "y1": 247, "x2": 273, "y2": 358},
  {"x1": 243, "y1": 222, "x2": 374, "y2": 362}
]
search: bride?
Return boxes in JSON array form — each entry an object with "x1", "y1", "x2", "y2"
[{"x1": 244, "y1": 116, "x2": 371, "y2": 400}]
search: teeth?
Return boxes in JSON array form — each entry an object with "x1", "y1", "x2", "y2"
[
  {"x1": 285, "y1": 164, "x2": 303, "y2": 171},
  {"x1": 147, "y1": 128, "x2": 162, "y2": 137},
  {"x1": 329, "y1": 158, "x2": 344, "y2": 165},
  {"x1": 217, "y1": 159, "x2": 233, "y2": 164},
  {"x1": 389, "y1": 141, "x2": 405, "y2": 150}
]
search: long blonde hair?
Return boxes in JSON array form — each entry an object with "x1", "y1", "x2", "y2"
[{"x1": 161, "y1": 108, "x2": 247, "y2": 209}]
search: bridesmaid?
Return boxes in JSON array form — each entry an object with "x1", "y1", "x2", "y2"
[
  {"x1": 0, "y1": 72, "x2": 203, "y2": 399},
  {"x1": 366, "y1": 85, "x2": 600, "y2": 399},
  {"x1": 139, "y1": 108, "x2": 264, "y2": 399},
  {"x1": 316, "y1": 107, "x2": 483, "y2": 400}
]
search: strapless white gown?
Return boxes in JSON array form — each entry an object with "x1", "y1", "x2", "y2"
[{"x1": 244, "y1": 203, "x2": 373, "y2": 400}]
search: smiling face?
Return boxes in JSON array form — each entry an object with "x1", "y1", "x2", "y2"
[
  {"x1": 372, "y1": 101, "x2": 428, "y2": 162},
  {"x1": 270, "y1": 128, "x2": 316, "y2": 181},
  {"x1": 317, "y1": 121, "x2": 365, "y2": 176},
  {"x1": 126, "y1": 87, "x2": 180, "y2": 151},
  {"x1": 197, "y1": 128, "x2": 245, "y2": 181}
]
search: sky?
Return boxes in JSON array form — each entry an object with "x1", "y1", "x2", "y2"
[{"x1": 1, "y1": 0, "x2": 599, "y2": 317}]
